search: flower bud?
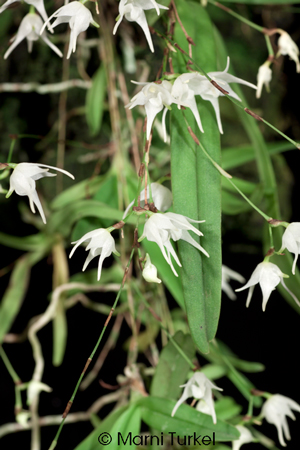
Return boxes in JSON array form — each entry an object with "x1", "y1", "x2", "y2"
[{"x1": 142, "y1": 254, "x2": 161, "y2": 284}]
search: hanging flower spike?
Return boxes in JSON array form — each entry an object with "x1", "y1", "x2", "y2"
[
  {"x1": 0, "y1": 0, "x2": 49, "y2": 25},
  {"x1": 123, "y1": 182, "x2": 173, "y2": 219},
  {"x1": 4, "y1": 13, "x2": 62, "y2": 59},
  {"x1": 142, "y1": 253, "x2": 161, "y2": 283},
  {"x1": 40, "y1": 1, "x2": 99, "y2": 59},
  {"x1": 261, "y1": 394, "x2": 300, "y2": 447},
  {"x1": 231, "y1": 425, "x2": 254, "y2": 450},
  {"x1": 281, "y1": 222, "x2": 300, "y2": 275},
  {"x1": 235, "y1": 261, "x2": 300, "y2": 311},
  {"x1": 277, "y1": 31, "x2": 300, "y2": 73},
  {"x1": 221, "y1": 265, "x2": 246, "y2": 300},
  {"x1": 141, "y1": 212, "x2": 209, "y2": 277},
  {"x1": 69, "y1": 229, "x2": 120, "y2": 281},
  {"x1": 113, "y1": 0, "x2": 169, "y2": 53},
  {"x1": 171, "y1": 74, "x2": 204, "y2": 134},
  {"x1": 172, "y1": 372, "x2": 222, "y2": 424},
  {"x1": 127, "y1": 80, "x2": 174, "y2": 141},
  {"x1": 6, "y1": 163, "x2": 74, "y2": 224},
  {"x1": 256, "y1": 62, "x2": 272, "y2": 99},
  {"x1": 181, "y1": 57, "x2": 257, "y2": 134}
]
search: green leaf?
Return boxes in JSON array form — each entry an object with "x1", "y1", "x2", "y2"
[
  {"x1": 213, "y1": 0, "x2": 299, "y2": 4},
  {"x1": 0, "y1": 253, "x2": 41, "y2": 342},
  {"x1": 201, "y1": 364, "x2": 228, "y2": 380},
  {"x1": 86, "y1": 64, "x2": 107, "y2": 136},
  {"x1": 139, "y1": 397, "x2": 240, "y2": 441},
  {"x1": 0, "y1": 232, "x2": 52, "y2": 252},
  {"x1": 150, "y1": 331, "x2": 195, "y2": 399},
  {"x1": 109, "y1": 405, "x2": 141, "y2": 449},
  {"x1": 171, "y1": 1, "x2": 221, "y2": 354},
  {"x1": 47, "y1": 200, "x2": 130, "y2": 236},
  {"x1": 74, "y1": 406, "x2": 127, "y2": 450},
  {"x1": 214, "y1": 397, "x2": 242, "y2": 421},
  {"x1": 51, "y1": 176, "x2": 104, "y2": 210},
  {"x1": 222, "y1": 141, "x2": 294, "y2": 171}
]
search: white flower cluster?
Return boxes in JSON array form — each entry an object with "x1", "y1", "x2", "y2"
[
  {"x1": 70, "y1": 183, "x2": 208, "y2": 280},
  {"x1": 0, "y1": 0, "x2": 98, "y2": 59},
  {"x1": 171, "y1": 374, "x2": 300, "y2": 449},
  {"x1": 256, "y1": 30, "x2": 300, "y2": 98},
  {"x1": 128, "y1": 58, "x2": 257, "y2": 140}
]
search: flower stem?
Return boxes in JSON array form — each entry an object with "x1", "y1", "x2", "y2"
[
  {"x1": 226, "y1": 177, "x2": 271, "y2": 221},
  {"x1": 133, "y1": 283, "x2": 196, "y2": 370},
  {"x1": 48, "y1": 249, "x2": 136, "y2": 449},
  {"x1": 208, "y1": 0, "x2": 265, "y2": 33},
  {"x1": 160, "y1": 33, "x2": 300, "y2": 149}
]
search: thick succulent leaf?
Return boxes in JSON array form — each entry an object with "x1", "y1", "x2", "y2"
[{"x1": 171, "y1": 1, "x2": 221, "y2": 354}]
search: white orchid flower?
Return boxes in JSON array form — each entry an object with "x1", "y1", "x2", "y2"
[
  {"x1": 27, "y1": 380, "x2": 52, "y2": 405},
  {"x1": 127, "y1": 80, "x2": 174, "y2": 141},
  {"x1": 221, "y1": 265, "x2": 245, "y2": 300},
  {"x1": 142, "y1": 253, "x2": 161, "y2": 283},
  {"x1": 41, "y1": 1, "x2": 99, "y2": 59},
  {"x1": 180, "y1": 58, "x2": 257, "y2": 134},
  {"x1": 6, "y1": 163, "x2": 74, "y2": 224},
  {"x1": 141, "y1": 212, "x2": 209, "y2": 276},
  {"x1": 113, "y1": 0, "x2": 168, "y2": 53},
  {"x1": 277, "y1": 31, "x2": 300, "y2": 73},
  {"x1": 261, "y1": 394, "x2": 300, "y2": 447},
  {"x1": 232, "y1": 425, "x2": 254, "y2": 450},
  {"x1": 171, "y1": 74, "x2": 204, "y2": 134},
  {"x1": 123, "y1": 182, "x2": 173, "y2": 219},
  {"x1": 4, "y1": 13, "x2": 62, "y2": 59},
  {"x1": 172, "y1": 372, "x2": 222, "y2": 424},
  {"x1": 0, "y1": 0, "x2": 49, "y2": 24},
  {"x1": 280, "y1": 222, "x2": 300, "y2": 275},
  {"x1": 256, "y1": 62, "x2": 272, "y2": 99},
  {"x1": 235, "y1": 261, "x2": 300, "y2": 311},
  {"x1": 69, "y1": 229, "x2": 119, "y2": 281}
]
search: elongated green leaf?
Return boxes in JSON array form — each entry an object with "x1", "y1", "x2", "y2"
[
  {"x1": 0, "y1": 232, "x2": 52, "y2": 252},
  {"x1": 139, "y1": 397, "x2": 240, "y2": 441},
  {"x1": 74, "y1": 406, "x2": 127, "y2": 450},
  {"x1": 86, "y1": 64, "x2": 107, "y2": 136},
  {"x1": 214, "y1": 397, "x2": 242, "y2": 421},
  {"x1": 48, "y1": 200, "x2": 133, "y2": 236},
  {"x1": 213, "y1": 0, "x2": 299, "y2": 4},
  {"x1": 150, "y1": 331, "x2": 195, "y2": 399},
  {"x1": 201, "y1": 364, "x2": 228, "y2": 380},
  {"x1": 171, "y1": 1, "x2": 221, "y2": 354},
  {"x1": 51, "y1": 176, "x2": 104, "y2": 210},
  {"x1": 0, "y1": 253, "x2": 40, "y2": 342},
  {"x1": 222, "y1": 141, "x2": 294, "y2": 171},
  {"x1": 109, "y1": 405, "x2": 141, "y2": 449}
]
